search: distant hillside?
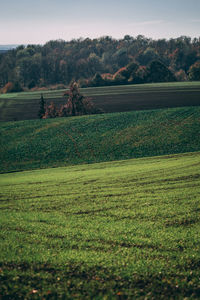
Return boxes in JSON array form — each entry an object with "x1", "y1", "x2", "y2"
[
  {"x1": 0, "y1": 106, "x2": 200, "y2": 173},
  {"x1": 0, "y1": 45, "x2": 19, "y2": 54},
  {"x1": 0, "y1": 45, "x2": 19, "y2": 51}
]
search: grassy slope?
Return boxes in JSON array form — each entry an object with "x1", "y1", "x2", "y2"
[
  {"x1": 0, "y1": 81, "x2": 200, "y2": 121},
  {"x1": 1, "y1": 82, "x2": 200, "y2": 100},
  {"x1": 1, "y1": 106, "x2": 200, "y2": 173},
  {"x1": 0, "y1": 152, "x2": 200, "y2": 298}
]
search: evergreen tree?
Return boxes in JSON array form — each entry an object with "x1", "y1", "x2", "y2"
[{"x1": 38, "y1": 94, "x2": 45, "y2": 119}]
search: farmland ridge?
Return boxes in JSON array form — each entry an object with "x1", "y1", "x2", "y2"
[
  {"x1": 0, "y1": 82, "x2": 200, "y2": 122},
  {"x1": 0, "y1": 105, "x2": 200, "y2": 173}
]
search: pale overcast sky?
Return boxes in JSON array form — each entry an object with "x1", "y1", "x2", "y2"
[{"x1": 0, "y1": 0, "x2": 200, "y2": 44}]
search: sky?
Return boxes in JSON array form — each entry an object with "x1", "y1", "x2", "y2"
[{"x1": 0, "y1": 0, "x2": 200, "y2": 44}]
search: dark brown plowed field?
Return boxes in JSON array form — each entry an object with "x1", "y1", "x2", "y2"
[
  {"x1": 0, "y1": 83, "x2": 200, "y2": 121},
  {"x1": 93, "y1": 90, "x2": 200, "y2": 113},
  {"x1": 0, "y1": 98, "x2": 66, "y2": 122}
]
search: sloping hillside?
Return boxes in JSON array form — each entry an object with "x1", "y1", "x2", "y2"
[
  {"x1": 0, "y1": 82, "x2": 200, "y2": 122},
  {"x1": 0, "y1": 106, "x2": 200, "y2": 173}
]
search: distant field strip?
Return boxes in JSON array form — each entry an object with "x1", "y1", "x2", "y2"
[
  {"x1": 0, "y1": 82, "x2": 200, "y2": 121},
  {"x1": 0, "y1": 81, "x2": 200, "y2": 99},
  {"x1": 0, "y1": 152, "x2": 200, "y2": 298},
  {"x1": 0, "y1": 106, "x2": 200, "y2": 173}
]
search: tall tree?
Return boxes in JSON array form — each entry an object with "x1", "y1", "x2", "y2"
[
  {"x1": 38, "y1": 94, "x2": 45, "y2": 119},
  {"x1": 59, "y1": 81, "x2": 102, "y2": 117},
  {"x1": 146, "y1": 60, "x2": 176, "y2": 83}
]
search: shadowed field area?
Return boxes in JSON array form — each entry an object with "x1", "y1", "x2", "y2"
[
  {"x1": 0, "y1": 81, "x2": 200, "y2": 121},
  {"x1": 0, "y1": 106, "x2": 200, "y2": 173},
  {"x1": 0, "y1": 152, "x2": 200, "y2": 298}
]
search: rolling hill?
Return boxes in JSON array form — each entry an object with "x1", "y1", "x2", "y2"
[
  {"x1": 0, "y1": 106, "x2": 200, "y2": 173},
  {"x1": 1, "y1": 80, "x2": 200, "y2": 299},
  {"x1": 0, "y1": 81, "x2": 200, "y2": 122}
]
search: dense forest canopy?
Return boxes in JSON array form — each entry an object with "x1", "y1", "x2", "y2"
[{"x1": 0, "y1": 35, "x2": 200, "y2": 92}]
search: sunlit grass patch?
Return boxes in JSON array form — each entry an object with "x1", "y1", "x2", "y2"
[{"x1": 0, "y1": 152, "x2": 200, "y2": 298}]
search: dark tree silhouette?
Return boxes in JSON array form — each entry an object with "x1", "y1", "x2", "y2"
[
  {"x1": 1, "y1": 36, "x2": 199, "y2": 90},
  {"x1": 59, "y1": 81, "x2": 102, "y2": 117},
  {"x1": 189, "y1": 61, "x2": 200, "y2": 81},
  {"x1": 43, "y1": 101, "x2": 58, "y2": 118},
  {"x1": 38, "y1": 94, "x2": 45, "y2": 119},
  {"x1": 146, "y1": 60, "x2": 176, "y2": 83}
]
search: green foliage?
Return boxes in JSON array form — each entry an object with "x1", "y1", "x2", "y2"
[
  {"x1": 126, "y1": 62, "x2": 139, "y2": 77},
  {"x1": 90, "y1": 73, "x2": 105, "y2": 87},
  {"x1": 0, "y1": 106, "x2": 200, "y2": 173},
  {"x1": 188, "y1": 61, "x2": 200, "y2": 81},
  {"x1": 0, "y1": 152, "x2": 200, "y2": 298},
  {"x1": 137, "y1": 47, "x2": 159, "y2": 65},
  {"x1": 0, "y1": 36, "x2": 199, "y2": 89},
  {"x1": 171, "y1": 47, "x2": 198, "y2": 72},
  {"x1": 147, "y1": 60, "x2": 176, "y2": 83}
]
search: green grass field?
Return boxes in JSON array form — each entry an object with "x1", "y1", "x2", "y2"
[
  {"x1": 0, "y1": 81, "x2": 200, "y2": 121},
  {"x1": 1, "y1": 106, "x2": 200, "y2": 173},
  {"x1": 1, "y1": 82, "x2": 200, "y2": 298},
  {"x1": 0, "y1": 152, "x2": 200, "y2": 299}
]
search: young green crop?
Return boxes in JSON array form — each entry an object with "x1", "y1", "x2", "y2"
[
  {"x1": 1, "y1": 106, "x2": 200, "y2": 173},
  {"x1": 0, "y1": 152, "x2": 200, "y2": 298},
  {"x1": 0, "y1": 81, "x2": 200, "y2": 100}
]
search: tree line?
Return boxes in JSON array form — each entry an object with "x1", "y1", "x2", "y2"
[{"x1": 0, "y1": 35, "x2": 200, "y2": 92}]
